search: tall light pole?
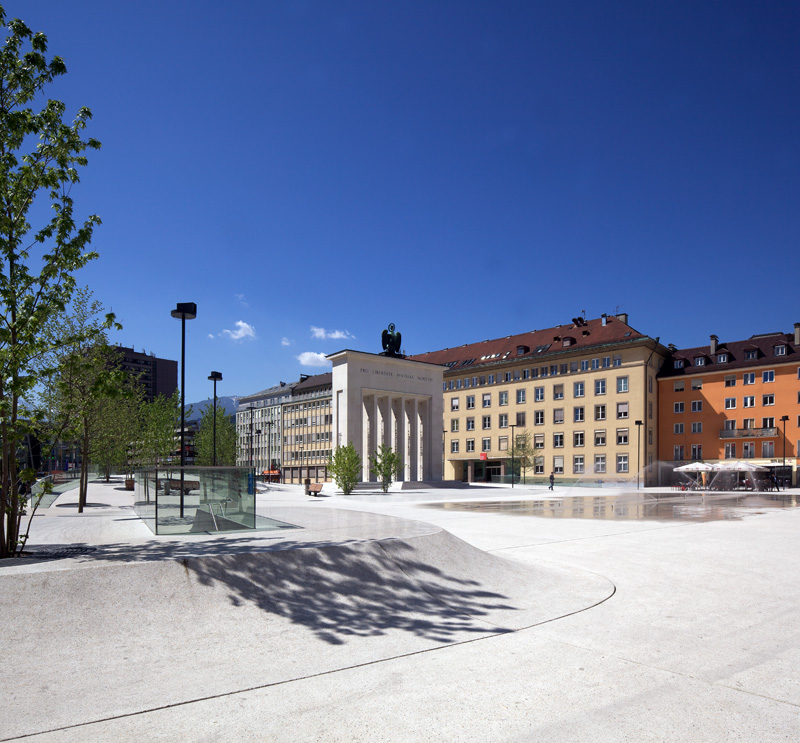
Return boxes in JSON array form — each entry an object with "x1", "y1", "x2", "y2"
[
  {"x1": 265, "y1": 419, "x2": 273, "y2": 482},
  {"x1": 510, "y1": 423, "x2": 516, "y2": 488},
  {"x1": 208, "y1": 371, "x2": 222, "y2": 466},
  {"x1": 171, "y1": 302, "x2": 196, "y2": 518},
  {"x1": 780, "y1": 414, "x2": 790, "y2": 489},
  {"x1": 635, "y1": 420, "x2": 643, "y2": 490}
]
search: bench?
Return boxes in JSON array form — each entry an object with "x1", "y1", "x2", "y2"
[
  {"x1": 307, "y1": 483, "x2": 323, "y2": 496},
  {"x1": 162, "y1": 478, "x2": 200, "y2": 495}
]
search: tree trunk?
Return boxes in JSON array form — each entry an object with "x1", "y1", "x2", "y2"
[{"x1": 78, "y1": 425, "x2": 90, "y2": 513}]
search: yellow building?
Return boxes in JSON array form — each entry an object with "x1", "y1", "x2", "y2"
[{"x1": 410, "y1": 314, "x2": 666, "y2": 485}]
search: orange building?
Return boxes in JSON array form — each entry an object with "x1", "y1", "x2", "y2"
[{"x1": 657, "y1": 325, "x2": 800, "y2": 486}]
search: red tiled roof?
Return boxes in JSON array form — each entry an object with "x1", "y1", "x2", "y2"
[{"x1": 408, "y1": 316, "x2": 649, "y2": 371}]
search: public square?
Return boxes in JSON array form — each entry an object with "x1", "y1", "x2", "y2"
[{"x1": 2, "y1": 478, "x2": 799, "y2": 742}]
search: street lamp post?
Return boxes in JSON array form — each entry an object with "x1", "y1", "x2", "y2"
[
  {"x1": 780, "y1": 415, "x2": 790, "y2": 489},
  {"x1": 208, "y1": 371, "x2": 222, "y2": 466},
  {"x1": 265, "y1": 420, "x2": 273, "y2": 483},
  {"x1": 510, "y1": 423, "x2": 516, "y2": 488},
  {"x1": 171, "y1": 302, "x2": 196, "y2": 518},
  {"x1": 635, "y1": 420, "x2": 643, "y2": 490}
]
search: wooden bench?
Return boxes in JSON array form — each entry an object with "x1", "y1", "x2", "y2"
[
  {"x1": 162, "y1": 478, "x2": 200, "y2": 495},
  {"x1": 307, "y1": 483, "x2": 323, "y2": 496}
]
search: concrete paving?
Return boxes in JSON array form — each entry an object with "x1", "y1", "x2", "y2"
[{"x1": 2, "y1": 477, "x2": 799, "y2": 741}]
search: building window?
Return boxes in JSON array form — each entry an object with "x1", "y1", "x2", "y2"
[
  {"x1": 595, "y1": 455, "x2": 606, "y2": 473},
  {"x1": 603, "y1": 356, "x2": 611, "y2": 368},
  {"x1": 724, "y1": 442, "x2": 736, "y2": 459},
  {"x1": 553, "y1": 433, "x2": 564, "y2": 448},
  {"x1": 717, "y1": 353, "x2": 728, "y2": 363},
  {"x1": 761, "y1": 441, "x2": 774, "y2": 457},
  {"x1": 534, "y1": 387, "x2": 544, "y2": 402},
  {"x1": 581, "y1": 360, "x2": 589, "y2": 372},
  {"x1": 617, "y1": 376, "x2": 629, "y2": 393},
  {"x1": 534, "y1": 457, "x2": 545, "y2": 475},
  {"x1": 744, "y1": 350, "x2": 757, "y2": 361},
  {"x1": 763, "y1": 394, "x2": 774, "y2": 406},
  {"x1": 534, "y1": 411, "x2": 544, "y2": 425},
  {"x1": 482, "y1": 438, "x2": 491, "y2": 452},
  {"x1": 724, "y1": 398, "x2": 736, "y2": 409},
  {"x1": 595, "y1": 430, "x2": 606, "y2": 446},
  {"x1": 574, "y1": 382, "x2": 585, "y2": 397},
  {"x1": 516, "y1": 412, "x2": 526, "y2": 426},
  {"x1": 553, "y1": 456, "x2": 564, "y2": 475},
  {"x1": 450, "y1": 440, "x2": 459, "y2": 453},
  {"x1": 466, "y1": 395, "x2": 475, "y2": 409},
  {"x1": 573, "y1": 455, "x2": 584, "y2": 474},
  {"x1": 616, "y1": 402, "x2": 629, "y2": 419},
  {"x1": 674, "y1": 423, "x2": 684, "y2": 434},
  {"x1": 743, "y1": 418, "x2": 755, "y2": 429},
  {"x1": 489, "y1": 374, "x2": 495, "y2": 384},
  {"x1": 451, "y1": 398, "x2": 459, "y2": 411},
  {"x1": 553, "y1": 408, "x2": 564, "y2": 424},
  {"x1": 482, "y1": 393, "x2": 491, "y2": 407},
  {"x1": 762, "y1": 417, "x2": 774, "y2": 429},
  {"x1": 775, "y1": 345, "x2": 786, "y2": 356},
  {"x1": 696, "y1": 357, "x2": 705, "y2": 366},
  {"x1": 743, "y1": 441, "x2": 755, "y2": 458},
  {"x1": 499, "y1": 414, "x2": 508, "y2": 428},
  {"x1": 617, "y1": 454, "x2": 629, "y2": 473},
  {"x1": 691, "y1": 401, "x2": 702, "y2": 412},
  {"x1": 574, "y1": 406, "x2": 585, "y2": 422},
  {"x1": 466, "y1": 439, "x2": 475, "y2": 452},
  {"x1": 673, "y1": 380, "x2": 684, "y2": 392},
  {"x1": 763, "y1": 370, "x2": 775, "y2": 383},
  {"x1": 534, "y1": 434, "x2": 544, "y2": 449},
  {"x1": 613, "y1": 355, "x2": 622, "y2": 367},
  {"x1": 691, "y1": 444, "x2": 702, "y2": 460},
  {"x1": 499, "y1": 391, "x2": 508, "y2": 406},
  {"x1": 673, "y1": 445, "x2": 684, "y2": 461},
  {"x1": 482, "y1": 416, "x2": 491, "y2": 429},
  {"x1": 498, "y1": 437, "x2": 508, "y2": 452},
  {"x1": 466, "y1": 417, "x2": 475, "y2": 431},
  {"x1": 724, "y1": 420, "x2": 736, "y2": 430},
  {"x1": 616, "y1": 428, "x2": 628, "y2": 445},
  {"x1": 504, "y1": 372, "x2": 512, "y2": 383},
  {"x1": 595, "y1": 379, "x2": 606, "y2": 395},
  {"x1": 691, "y1": 379, "x2": 703, "y2": 390},
  {"x1": 743, "y1": 396, "x2": 755, "y2": 408},
  {"x1": 674, "y1": 402, "x2": 684, "y2": 413},
  {"x1": 592, "y1": 358, "x2": 600, "y2": 370},
  {"x1": 743, "y1": 373, "x2": 755, "y2": 385},
  {"x1": 691, "y1": 422, "x2": 702, "y2": 433},
  {"x1": 595, "y1": 404, "x2": 606, "y2": 421},
  {"x1": 516, "y1": 389, "x2": 526, "y2": 403},
  {"x1": 674, "y1": 359, "x2": 684, "y2": 369},
  {"x1": 725, "y1": 376, "x2": 736, "y2": 387},
  {"x1": 451, "y1": 419, "x2": 459, "y2": 432},
  {"x1": 553, "y1": 384, "x2": 564, "y2": 400},
  {"x1": 574, "y1": 431, "x2": 584, "y2": 447}
]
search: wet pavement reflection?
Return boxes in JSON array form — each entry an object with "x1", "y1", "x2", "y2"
[{"x1": 423, "y1": 492, "x2": 800, "y2": 522}]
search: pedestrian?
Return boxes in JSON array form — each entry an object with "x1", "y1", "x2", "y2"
[{"x1": 549, "y1": 471, "x2": 555, "y2": 491}]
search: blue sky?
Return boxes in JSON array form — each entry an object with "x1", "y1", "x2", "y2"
[{"x1": 17, "y1": 1, "x2": 800, "y2": 403}]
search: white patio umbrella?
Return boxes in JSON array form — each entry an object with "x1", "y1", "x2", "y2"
[
  {"x1": 674, "y1": 462, "x2": 714, "y2": 472},
  {"x1": 713, "y1": 460, "x2": 767, "y2": 472}
]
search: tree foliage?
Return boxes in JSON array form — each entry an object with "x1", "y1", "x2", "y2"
[
  {"x1": 194, "y1": 404, "x2": 236, "y2": 466},
  {"x1": 506, "y1": 429, "x2": 534, "y2": 483},
  {"x1": 0, "y1": 7, "x2": 103, "y2": 555},
  {"x1": 137, "y1": 390, "x2": 183, "y2": 469},
  {"x1": 369, "y1": 443, "x2": 402, "y2": 493},
  {"x1": 327, "y1": 443, "x2": 362, "y2": 495}
]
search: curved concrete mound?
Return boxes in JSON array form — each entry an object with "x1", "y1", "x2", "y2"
[{"x1": 2, "y1": 529, "x2": 612, "y2": 740}]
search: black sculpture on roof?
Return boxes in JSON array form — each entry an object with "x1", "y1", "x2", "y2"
[{"x1": 381, "y1": 323, "x2": 404, "y2": 357}]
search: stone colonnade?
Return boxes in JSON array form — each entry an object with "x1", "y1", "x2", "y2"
[{"x1": 362, "y1": 392, "x2": 429, "y2": 482}]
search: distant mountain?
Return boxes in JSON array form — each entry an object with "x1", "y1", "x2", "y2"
[{"x1": 184, "y1": 395, "x2": 239, "y2": 422}]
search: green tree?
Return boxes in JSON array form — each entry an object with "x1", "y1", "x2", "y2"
[
  {"x1": 507, "y1": 429, "x2": 534, "y2": 483},
  {"x1": 138, "y1": 390, "x2": 183, "y2": 468},
  {"x1": 369, "y1": 443, "x2": 402, "y2": 493},
  {"x1": 90, "y1": 378, "x2": 142, "y2": 481},
  {"x1": 194, "y1": 405, "x2": 236, "y2": 466},
  {"x1": 327, "y1": 443, "x2": 362, "y2": 495},
  {"x1": 0, "y1": 8, "x2": 102, "y2": 556}
]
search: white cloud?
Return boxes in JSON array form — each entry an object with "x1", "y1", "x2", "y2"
[
  {"x1": 281, "y1": 337, "x2": 291, "y2": 346},
  {"x1": 296, "y1": 351, "x2": 330, "y2": 367},
  {"x1": 221, "y1": 321, "x2": 256, "y2": 341},
  {"x1": 310, "y1": 326, "x2": 355, "y2": 340},
  {"x1": 235, "y1": 293, "x2": 249, "y2": 308},
  {"x1": 208, "y1": 333, "x2": 215, "y2": 340}
]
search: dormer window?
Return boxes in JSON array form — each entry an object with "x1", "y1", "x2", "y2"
[
  {"x1": 775, "y1": 345, "x2": 786, "y2": 356},
  {"x1": 562, "y1": 337, "x2": 574, "y2": 348},
  {"x1": 717, "y1": 353, "x2": 728, "y2": 363},
  {"x1": 516, "y1": 345, "x2": 529, "y2": 356},
  {"x1": 695, "y1": 357, "x2": 705, "y2": 366},
  {"x1": 744, "y1": 349, "x2": 757, "y2": 360},
  {"x1": 674, "y1": 359, "x2": 685, "y2": 369}
]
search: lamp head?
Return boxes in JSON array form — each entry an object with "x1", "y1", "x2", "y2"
[
  {"x1": 208, "y1": 371, "x2": 223, "y2": 382},
  {"x1": 171, "y1": 302, "x2": 197, "y2": 320}
]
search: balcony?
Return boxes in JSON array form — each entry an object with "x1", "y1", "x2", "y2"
[{"x1": 719, "y1": 427, "x2": 777, "y2": 439}]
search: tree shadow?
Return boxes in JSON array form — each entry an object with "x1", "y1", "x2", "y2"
[{"x1": 17, "y1": 535, "x2": 520, "y2": 644}]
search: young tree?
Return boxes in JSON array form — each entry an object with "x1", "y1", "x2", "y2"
[
  {"x1": 193, "y1": 405, "x2": 236, "y2": 466},
  {"x1": 0, "y1": 8, "x2": 103, "y2": 556},
  {"x1": 139, "y1": 390, "x2": 183, "y2": 468},
  {"x1": 507, "y1": 429, "x2": 534, "y2": 483},
  {"x1": 327, "y1": 443, "x2": 362, "y2": 495},
  {"x1": 369, "y1": 443, "x2": 402, "y2": 493}
]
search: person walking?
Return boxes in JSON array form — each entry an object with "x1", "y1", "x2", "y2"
[{"x1": 549, "y1": 472, "x2": 555, "y2": 491}]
